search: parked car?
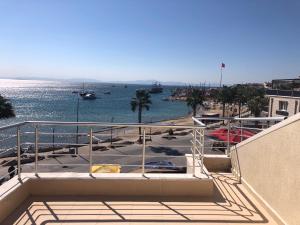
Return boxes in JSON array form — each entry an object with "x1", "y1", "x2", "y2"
[{"x1": 144, "y1": 161, "x2": 176, "y2": 170}]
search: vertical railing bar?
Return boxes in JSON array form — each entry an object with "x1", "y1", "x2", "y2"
[
  {"x1": 240, "y1": 120, "x2": 243, "y2": 142},
  {"x1": 142, "y1": 129, "x2": 146, "y2": 175},
  {"x1": 89, "y1": 128, "x2": 93, "y2": 175},
  {"x1": 226, "y1": 119, "x2": 230, "y2": 156},
  {"x1": 201, "y1": 128, "x2": 204, "y2": 174},
  {"x1": 17, "y1": 127, "x2": 21, "y2": 179},
  {"x1": 192, "y1": 128, "x2": 196, "y2": 176},
  {"x1": 35, "y1": 126, "x2": 39, "y2": 175}
]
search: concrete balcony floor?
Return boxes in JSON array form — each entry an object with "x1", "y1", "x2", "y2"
[{"x1": 3, "y1": 173, "x2": 278, "y2": 225}]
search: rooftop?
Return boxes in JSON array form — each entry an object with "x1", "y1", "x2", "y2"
[
  {"x1": 2, "y1": 173, "x2": 278, "y2": 225},
  {"x1": 266, "y1": 89, "x2": 300, "y2": 97}
]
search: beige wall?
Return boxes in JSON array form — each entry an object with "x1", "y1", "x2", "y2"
[
  {"x1": 268, "y1": 96, "x2": 300, "y2": 117},
  {"x1": 0, "y1": 179, "x2": 30, "y2": 224},
  {"x1": 28, "y1": 177, "x2": 213, "y2": 197},
  {"x1": 203, "y1": 155, "x2": 231, "y2": 172},
  {"x1": 231, "y1": 114, "x2": 300, "y2": 225},
  {"x1": 0, "y1": 173, "x2": 214, "y2": 223}
]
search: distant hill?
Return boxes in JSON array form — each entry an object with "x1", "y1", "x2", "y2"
[{"x1": 0, "y1": 76, "x2": 217, "y2": 86}]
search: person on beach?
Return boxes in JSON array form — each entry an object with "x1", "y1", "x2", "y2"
[{"x1": 8, "y1": 165, "x2": 16, "y2": 179}]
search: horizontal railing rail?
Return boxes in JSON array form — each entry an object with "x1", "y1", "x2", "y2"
[
  {"x1": 26, "y1": 121, "x2": 205, "y2": 128},
  {"x1": 0, "y1": 117, "x2": 284, "y2": 185},
  {"x1": 195, "y1": 116, "x2": 285, "y2": 155},
  {"x1": 0, "y1": 122, "x2": 26, "y2": 131},
  {"x1": 0, "y1": 120, "x2": 206, "y2": 185}
]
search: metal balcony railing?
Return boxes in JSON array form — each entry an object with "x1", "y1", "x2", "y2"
[
  {"x1": 193, "y1": 116, "x2": 285, "y2": 156},
  {"x1": 0, "y1": 121, "x2": 206, "y2": 184},
  {"x1": 0, "y1": 116, "x2": 286, "y2": 185}
]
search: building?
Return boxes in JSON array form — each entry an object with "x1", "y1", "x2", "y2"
[
  {"x1": 266, "y1": 89, "x2": 300, "y2": 117},
  {"x1": 271, "y1": 77, "x2": 300, "y2": 90}
]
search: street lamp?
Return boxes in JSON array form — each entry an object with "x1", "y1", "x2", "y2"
[
  {"x1": 110, "y1": 117, "x2": 114, "y2": 145},
  {"x1": 72, "y1": 91, "x2": 80, "y2": 155}
]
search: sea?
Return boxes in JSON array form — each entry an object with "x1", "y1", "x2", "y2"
[{"x1": 0, "y1": 79, "x2": 189, "y2": 127}]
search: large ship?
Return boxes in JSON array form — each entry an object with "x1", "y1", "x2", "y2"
[{"x1": 149, "y1": 82, "x2": 163, "y2": 94}]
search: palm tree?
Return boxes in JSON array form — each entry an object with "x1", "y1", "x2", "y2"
[
  {"x1": 131, "y1": 89, "x2": 152, "y2": 142},
  {"x1": 0, "y1": 95, "x2": 15, "y2": 119},
  {"x1": 217, "y1": 86, "x2": 234, "y2": 117},
  {"x1": 186, "y1": 88, "x2": 205, "y2": 117},
  {"x1": 232, "y1": 85, "x2": 248, "y2": 117},
  {"x1": 247, "y1": 96, "x2": 268, "y2": 117}
]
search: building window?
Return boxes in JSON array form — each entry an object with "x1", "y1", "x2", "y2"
[{"x1": 278, "y1": 101, "x2": 288, "y2": 111}]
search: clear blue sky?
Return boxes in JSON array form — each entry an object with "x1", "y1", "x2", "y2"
[{"x1": 0, "y1": 0, "x2": 299, "y2": 84}]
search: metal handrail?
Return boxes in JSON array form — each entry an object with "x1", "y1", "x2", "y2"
[
  {"x1": 0, "y1": 121, "x2": 206, "y2": 182},
  {"x1": 192, "y1": 117, "x2": 206, "y2": 126},
  {"x1": 233, "y1": 116, "x2": 285, "y2": 121},
  {"x1": 26, "y1": 121, "x2": 205, "y2": 129},
  {"x1": 196, "y1": 116, "x2": 285, "y2": 121},
  {"x1": 0, "y1": 117, "x2": 283, "y2": 183},
  {"x1": 0, "y1": 122, "x2": 26, "y2": 131}
]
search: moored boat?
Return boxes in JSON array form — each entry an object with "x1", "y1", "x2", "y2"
[{"x1": 80, "y1": 91, "x2": 97, "y2": 100}]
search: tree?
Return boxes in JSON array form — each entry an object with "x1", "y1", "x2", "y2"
[
  {"x1": 217, "y1": 86, "x2": 234, "y2": 117},
  {"x1": 232, "y1": 85, "x2": 249, "y2": 117},
  {"x1": 247, "y1": 96, "x2": 268, "y2": 117},
  {"x1": 245, "y1": 87, "x2": 266, "y2": 116},
  {"x1": 0, "y1": 95, "x2": 15, "y2": 119},
  {"x1": 131, "y1": 89, "x2": 152, "y2": 142},
  {"x1": 186, "y1": 88, "x2": 205, "y2": 117}
]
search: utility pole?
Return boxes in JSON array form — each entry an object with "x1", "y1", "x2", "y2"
[
  {"x1": 52, "y1": 127, "x2": 55, "y2": 153},
  {"x1": 72, "y1": 91, "x2": 80, "y2": 155},
  {"x1": 110, "y1": 117, "x2": 114, "y2": 145},
  {"x1": 150, "y1": 117, "x2": 152, "y2": 141}
]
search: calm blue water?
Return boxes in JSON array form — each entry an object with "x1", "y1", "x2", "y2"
[{"x1": 0, "y1": 79, "x2": 189, "y2": 127}]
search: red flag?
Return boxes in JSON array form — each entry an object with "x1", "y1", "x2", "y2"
[{"x1": 221, "y1": 63, "x2": 225, "y2": 68}]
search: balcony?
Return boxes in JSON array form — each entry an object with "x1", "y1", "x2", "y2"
[
  {"x1": 276, "y1": 110, "x2": 289, "y2": 116},
  {"x1": 1, "y1": 173, "x2": 278, "y2": 224},
  {"x1": 0, "y1": 115, "x2": 298, "y2": 225}
]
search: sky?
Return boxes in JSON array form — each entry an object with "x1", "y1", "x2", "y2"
[{"x1": 0, "y1": 0, "x2": 299, "y2": 84}]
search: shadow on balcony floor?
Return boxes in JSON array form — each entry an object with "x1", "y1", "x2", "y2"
[{"x1": 3, "y1": 173, "x2": 278, "y2": 225}]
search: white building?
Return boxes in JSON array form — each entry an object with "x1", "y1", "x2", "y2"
[{"x1": 266, "y1": 89, "x2": 300, "y2": 117}]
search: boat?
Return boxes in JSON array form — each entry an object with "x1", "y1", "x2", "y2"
[
  {"x1": 79, "y1": 83, "x2": 97, "y2": 100},
  {"x1": 103, "y1": 91, "x2": 111, "y2": 95},
  {"x1": 124, "y1": 85, "x2": 128, "y2": 88},
  {"x1": 80, "y1": 91, "x2": 97, "y2": 100},
  {"x1": 149, "y1": 82, "x2": 163, "y2": 94}
]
